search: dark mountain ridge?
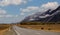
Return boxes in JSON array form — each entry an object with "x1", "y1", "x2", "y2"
[{"x1": 21, "y1": 6, "x2": 60, "y2": 23}]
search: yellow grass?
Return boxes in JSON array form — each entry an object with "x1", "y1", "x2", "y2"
[
  {"x1": 17, "y1": 24, "x2": 60, "y2": 32},
  {"x1": 0, "y1": 22, "x2": 60, "y2": 35},
  {"x1": 16, "y1": 22, "x2": 60, "y2": 32},
  {"x1": 0, "y1": 28, "x2": 9, "y2": 35},
  {"x1": 0, "y1": 24, "x2": 11, "y2": 35}
]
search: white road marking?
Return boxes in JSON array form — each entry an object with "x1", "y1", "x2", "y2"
[{"x1": 14, "y1": 29, "x2": 21, "y2": 35}]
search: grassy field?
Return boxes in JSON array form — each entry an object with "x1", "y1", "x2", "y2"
[
  {"x1": 0, "y1": 24, "x2": 16, "y2": 35},
  {"x1": 0, "y1": 22, "x2": 60, "y2": 35},
  {"x1": 17, "y1": 25, "x2": 60, "y2": 32},
  {"x1": 0, "y1": 24, "x2": 11, "y2": 30},
  {"x1": 0, "y1": 29, "x2": 8, "y2": 35},
  {"x1": 16, "y1": 22, "x2": 60, "y2": 32},
  {"x1": 0, "y1": 24, "x2": 10, "y2": 35}
]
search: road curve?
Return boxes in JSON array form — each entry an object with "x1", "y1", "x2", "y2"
[{"x1": 12, "y1": 26, "x2": 60, "y2": 35}]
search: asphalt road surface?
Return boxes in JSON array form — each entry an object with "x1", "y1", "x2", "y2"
[{"x1": 12, "y1": 26, "x2": 60, "y2": 35}]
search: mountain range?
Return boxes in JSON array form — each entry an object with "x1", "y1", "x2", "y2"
[{"x1": 21, "y1": 6, "x2": 60, "y2": 22}]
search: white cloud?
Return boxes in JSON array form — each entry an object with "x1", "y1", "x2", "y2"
[
  {"x1": 5, "y1": 15, "x2": 13, "y2": 17},
  {"x1": 20, "y1": 6, "x2": 39, "y2": 12},
  {"x1": 0, "y1": 15, "x2": 4, "y2": 17},
  {"x1": 20, "y1": 2, "x2": 59, "y2": 12},
  {"x1": 20, "y1": 2, "x2": 59, "y2": 16},
  {"x1": 20, "y1": 6, "x2": 40, "y2": 16},
  {"x1": 0, "y1": 9, "x2": 18, "y2": 18},
  {"x1": 0, "y1": 0, "x2": 28, "y2": 6},
  {"x1": 0, "y1": 9, "x2": 20, "y2": 24},
  {"x1": 0, "y1": 9, "x2": 6, "y2": 14},
  {"x1": 41, "y1": 2, "x2": 59, "y2": 10},
  {"x1": 0, "y1": 15, "x2": 12, "y2": 17},
  {"x1": 15, "y1": 15, "x2": 18, "y2": 17},
  {"x1": 20, "y1": 13, "x2": 25, "y2": 15},
  {"x1": 0, "y1": 2, "x2": 59, "y2": 23}
]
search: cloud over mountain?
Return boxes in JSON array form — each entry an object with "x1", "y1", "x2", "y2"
[
  {"x1": 41, "y1": 2, "x2": 59, "y2": 10},
  {"x1": 20, "y1": 2, "x2": 59, "y2": 16},
  {"x1": 21, "y1": 6, "x2": 60, "y2": 22}
]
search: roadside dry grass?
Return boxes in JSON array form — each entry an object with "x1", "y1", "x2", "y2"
[
  {"x1": 0, "y1": 24, "x2": 11, "y2": 35},
  {"x1": 0, "y1": 29, "x2": 8, "y2": 35},
  {"x1": 16, "y1": 24, "x2": 60, "y2": 32},
  {"x1": 0, "y1": 24, "x2": 16, "y2": 35},
  {"x1": 0, "y1": 22, "x2": 60, "y2": 35}
]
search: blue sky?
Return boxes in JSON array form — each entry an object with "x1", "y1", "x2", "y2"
[{"x1": 0, "y1": 0, "x2": 60, "y2": 23}]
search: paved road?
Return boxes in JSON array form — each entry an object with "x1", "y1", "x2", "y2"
[{"x1": 12, "y1": 26, "x2": 60, "y2": 35}]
